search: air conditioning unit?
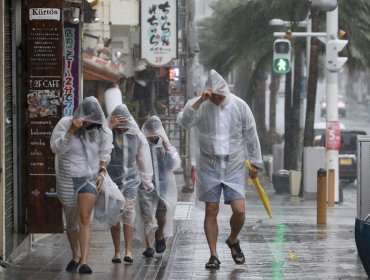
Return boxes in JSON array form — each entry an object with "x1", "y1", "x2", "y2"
[{"x1": 357, "y1": 135, "x2": 370, "y2": 219}]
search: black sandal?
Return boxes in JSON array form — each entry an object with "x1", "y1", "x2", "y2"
[
  {"x1": 226, "y1": 239, "x2": 245, "y2": 265},
  {"x1": 155, "y1": 230, "x2": 166, "y2": 253},
  {"x1": 205, "y1": 256, "x2": 221, "y2": 269},
  {"x1": 143, "y1": 248, "x2": 155, "y2": 258}
]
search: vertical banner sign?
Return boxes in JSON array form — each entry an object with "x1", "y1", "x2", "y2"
[
  {"x1": 63, "y1": 21, "x2": 80, "y2": 116},
  {"x1": 141, "y1": 0, "x2": 177, "y2": 66},
  {"x1": 326, "y1": 121, "x2": 341, "y2": 150},
  {"x1": 25, "y1": 0, "x2": 64, "y2": 233}
]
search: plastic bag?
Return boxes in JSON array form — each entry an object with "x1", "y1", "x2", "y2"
[{"x1": 94, "y1": 174, "x2": 125, "y2": 229}]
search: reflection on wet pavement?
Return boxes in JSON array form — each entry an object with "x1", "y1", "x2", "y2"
[{"x1": 168, "y1": 177, "x2": 368, "y2": 279}]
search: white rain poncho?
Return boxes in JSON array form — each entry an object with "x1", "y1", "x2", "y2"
[
  {"x1": 135, "y1": 116, "x2": 181, "y2": 242},
  {"x1": 50, "y1": 96, "x2": 124, "y2": 229},
  {"x1": 177, "y1": 69, "x2": 263, "y2": 200},
  {"x1": 107, "y1": 104, "x2": 154, "y2": 227}
]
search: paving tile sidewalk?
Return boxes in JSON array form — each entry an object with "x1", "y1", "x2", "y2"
[
  {"x1": 167, "y1": 175, "x2": 369, "y2": 279},
  {"x1": 1, "y1": 172, "x2": 369, "y2": 280},
  {"x1": 1, "y1": 222, "x2": 178, "y2": 280}
]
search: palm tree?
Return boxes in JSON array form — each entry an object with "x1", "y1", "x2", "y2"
[{"x1": 197, "y1": 0, "x2": 370, "y2": 172}]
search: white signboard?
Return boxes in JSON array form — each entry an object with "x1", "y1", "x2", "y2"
[
  {"x1": 141, "y1": 0, "x2": 177, "y2": 66},
  {"x1": 29, "y1": 8, "x2": 61, "y2": 21}
]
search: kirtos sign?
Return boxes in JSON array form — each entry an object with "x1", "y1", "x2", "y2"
[
  {"x1": 29, "y1": 8, "x2": 60, "y2": 20},
  {"x1": 25, "y1": 0, "x2": 64, "y2": 233}
]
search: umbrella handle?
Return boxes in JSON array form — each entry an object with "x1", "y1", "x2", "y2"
[{"x1": 365, "y1": 214, "x2": 370, "y2": 221}]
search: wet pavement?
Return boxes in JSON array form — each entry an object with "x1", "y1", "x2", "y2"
[{"x1": 0, "y1": 172, "x2": 368, "y2": 279}]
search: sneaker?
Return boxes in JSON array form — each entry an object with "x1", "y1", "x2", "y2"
[
  {"x1": 142, "y1": 247, "x2": 155, "y2": 258},
  {"x1": 65, "y1": 259, "x2": 80, "y2": 272},
  {"x1": 78, "y1": 264, "x2": 92, "y2": 274}
]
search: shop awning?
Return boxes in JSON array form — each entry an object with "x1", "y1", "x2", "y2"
[{"x1": 83, "y1": 53, "x2": 124, "y2": 83}]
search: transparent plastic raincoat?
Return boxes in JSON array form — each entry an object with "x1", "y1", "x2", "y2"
[
  {"x1": 135, "y1": 116, "x2": 181, "y2": 242},
  {"x1": 177, "y1": 69, "x2": 263, "y2": 200},
  {"x1": 50, "y1": 96, "x2": 124, "y2": 229},
  {"x1": 107, "y1": 104, "x2": 154, "y2": 227}
]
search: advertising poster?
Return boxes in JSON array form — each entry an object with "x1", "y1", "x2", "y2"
[
  {"x1": 25, "y1": 0, "x2": 64, "y2": 233},
  {"x1": 326, "y1": 121, "x2": 341, "y2": 150}
]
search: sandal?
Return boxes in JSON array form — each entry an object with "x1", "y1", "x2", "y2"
[
  {"x1": 205, "y1": 256, "x2": 221, "y2": 269},
  {"x1": 143, "y1": 247, "x2": 155, "y2": 258},
  {"x1": 226, "y1": 239, "x2": 245, "y2": 265},
  {"x1": 155, "y1": 230, "x2": 166, "y2": 253}
]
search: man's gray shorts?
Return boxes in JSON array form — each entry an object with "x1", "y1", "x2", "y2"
[{"x1": 199, "y1": 183, "x2": 244, "y2": 204}]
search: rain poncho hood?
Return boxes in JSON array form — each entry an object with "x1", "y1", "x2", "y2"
[
  {"x1": 135, "y1": 115, "x2": 181, "y2": 242},
  {"x1": 177, "y1": 70, "x2": 263, "y2": 200},
  {"x1": 204, "y1": 69, "x2": 230, "y2": 97},
  {"x1": 107, "y1": 104, "x2": 140, "y2": 134},
  {"x1": 73, "y1": 96, "x2": 106, "y2": 124},
  {"x1": 141, "y1": 115, "x2": 169, "y2": 142}
]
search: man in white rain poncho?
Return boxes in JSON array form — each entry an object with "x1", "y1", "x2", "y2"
[
  {"x1": 135, "y1": 115, "x2": 181, "y2": 258},
  {"x1": 177, "y1": 69, "x2": 263, "y2": 269},
  {"x1": 107, "y1": 104, "x2": 155, "y2": 264},
  {"x1": 50, "y1": 96, "x2": 124, "y2": 274}
]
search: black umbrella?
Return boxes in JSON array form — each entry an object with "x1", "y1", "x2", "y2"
[{"x1": 355, "y1": 215, "x2": 370, "y2": 277}]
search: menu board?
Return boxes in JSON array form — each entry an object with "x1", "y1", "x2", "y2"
[{"x1": 25, "y1": 0, "x2": 64, "y2": 233}]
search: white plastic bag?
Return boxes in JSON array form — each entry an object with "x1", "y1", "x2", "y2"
[{"x1": 94, "y1": 174, "x2": 125, "y2": 229}]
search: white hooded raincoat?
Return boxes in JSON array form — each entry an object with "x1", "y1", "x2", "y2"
[{"x1": 177, "y1": 69, "x2": 263, "y2": 199}]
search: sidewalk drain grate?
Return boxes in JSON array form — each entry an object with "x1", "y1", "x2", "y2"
[{"x1": 174, "y1": 202, "x2": 193, "y2": 220}]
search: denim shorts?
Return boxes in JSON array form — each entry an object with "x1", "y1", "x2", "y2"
[
  {"x1": 72, "y1": 177, "x2": 98, "y2": 196},
  {"x1": 199, "y1": 183, "x2": 244, "y2": 204}
]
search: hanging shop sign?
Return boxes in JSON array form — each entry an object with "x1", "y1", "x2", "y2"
[
  {"x1": 141, "y1": 0, "x2": 178, "y2": 66},
  {"x1": 63, "y1": 21, "x2": 80, "y2": 116},
  {"x1": 25, "y1": 0, "x2": 64, "y2": 233}
]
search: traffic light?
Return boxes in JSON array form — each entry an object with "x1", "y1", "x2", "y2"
[
  {"x1": 326, "y1": 39, "x2": 348, "y2": 72},
  {"x1": 273, "y1": 39, "x2": 291, "y2": 74}
]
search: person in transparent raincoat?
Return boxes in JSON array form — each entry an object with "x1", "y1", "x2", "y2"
[
  {"x1": 50, "y1": 96, "x2": 120, "y2": 274},
  {"x1": 177, "y1": 69, "x2": 263, "y2": 269},
  {"x1": 135, "y1": 115, "x2": 181, "y2": 258},
  {"x1": 107, "y1": 104, "x2": 155, "y2": 264}
]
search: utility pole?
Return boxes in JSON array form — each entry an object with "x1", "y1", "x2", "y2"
[{"x1": 325, "y1": 7, "x2": 344, "y2": 203}]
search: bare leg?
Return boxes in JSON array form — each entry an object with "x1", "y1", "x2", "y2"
[
  {"x1": 66, "y1": 228, "x2": 80, "y2": 262},
  {"x1": 77, "y1": 193, "x2": 96, "y2": 265},
  {"x1": 111, "y1": 222, "x2": 121, "y2": 259},
  {"x1": 204, "y1": 202, "x2": 219, "y2": 257},
  {"x1": 123, "y1": 224, "x2": 134, "y2": 258},
  {"x1": 227, "y1": 199, "x2": 245, "y2": 243},
  {"x1": 64, "y1": 207, "x2": 80, "y2": 262},
  {"x1": 156, "y1": 217, "x2": 166, "y2": 239},
  {"x1": 226, "y1": 199, "x2": 246, "y2": 264}
]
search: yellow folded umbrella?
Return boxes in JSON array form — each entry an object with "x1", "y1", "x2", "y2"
[{"x1": 245, "y1": 160, "x2": 272, "y2": 219}]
